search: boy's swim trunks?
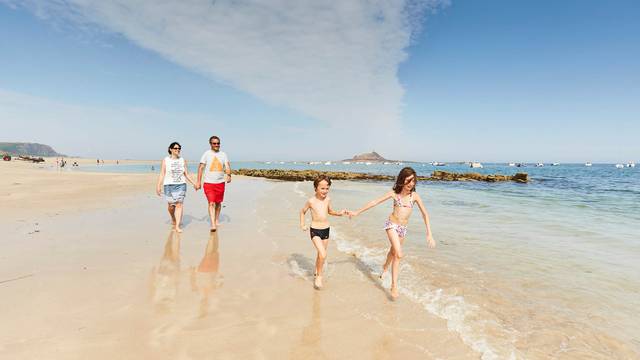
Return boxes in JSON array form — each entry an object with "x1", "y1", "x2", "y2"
[{"x1": 309, "y1": 227, "x2": 330, "y2": 240}]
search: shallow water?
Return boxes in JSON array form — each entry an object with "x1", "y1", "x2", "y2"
[
  {"x1": 75, "y1": 162, "x2": 640, "y2": 358},
  {"x1": 318, "y1": 178, "x2": 640, "y2": 359}
]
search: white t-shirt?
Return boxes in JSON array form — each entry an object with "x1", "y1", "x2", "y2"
[
  {"x1": 200, "y1": 150, "x2": 229, "y2": 184},
  {"x1": 163, "y1": 157, "x2": 186, "y2": 185}
]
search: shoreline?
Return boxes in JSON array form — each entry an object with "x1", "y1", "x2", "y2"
[
  {"x1": 2, "y1": 161, "x2": 638, "y2": 358},
  {"x1": 0, "y1": 164, "x2": 480, "y2": 359}
]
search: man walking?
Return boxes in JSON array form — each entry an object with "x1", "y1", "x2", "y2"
[{"x1": 196, "y1": 136, "x2": 231, "y2": 232}]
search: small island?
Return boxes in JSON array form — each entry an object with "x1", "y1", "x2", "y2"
[{"x1": 343, "y1": 151, "x2": 400, "y2": 163}]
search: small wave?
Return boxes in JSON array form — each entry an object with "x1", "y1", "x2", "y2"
[
  {"x1": 331, "y1": 229, "x2": 511, "y2": 360},
  {"x1": 293, "y1": 182, "x2": 307, "y2": 199}
]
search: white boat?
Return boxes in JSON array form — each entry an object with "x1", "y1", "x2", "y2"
[
  {"x1": 365, "y1": 162, "x2": 372, "y2": 165},
  {"x1": 324, "y1": 161, "x2": 332, "y2": 165},
  {"x1": 383, "y1": 162, "x2": 391, "y2": 165},
  {"x1": 552, "y1": 163, "x2": 560, "y2": 166},
  {"x1": 265, "y1": 161, "x2": 271, "y2": 164},
  {"x1": 342, "y1": 161, "x2": 351, "y2": 165},
  {"x1": 585, "y1": 162, "x2": 592, "y2": 167},
  {"x1": 433, "y1": 162, "x2": 446, "y2": 166},
  {"x1": 279, "y1": 161, "x2": 285, "y2": 164},
  {"x1": 627, "y1": 162, "x2": 636, "y2": 168},
  {"x1": 615, "y1": 164, "x2": 624, "y2": 169},
  {"x1": 470, "y1": 162, "x2": 483, "y2": 168},
  {"x1": 535, "y1": 163, "x2": 544, "y2": 167},
  {"x1": 508, "y1": 163, "x2": 516, "y2": 167}
]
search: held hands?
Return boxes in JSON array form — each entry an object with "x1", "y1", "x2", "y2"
[
  {"x1": 426, "y1": 233, "x2": 436, "y2": 248},
  {"x1": 194, "y1": 182, "x2": 201, "y2": 191},
  {"x1": 346, "y1": 210, "x2": 358, "y2": 219}
]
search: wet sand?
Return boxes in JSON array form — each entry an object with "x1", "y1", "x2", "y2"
[{"x1": 0, "y1": 164, "x2": 478, "y2": 359}]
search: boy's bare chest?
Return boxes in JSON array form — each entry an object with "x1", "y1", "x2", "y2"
[{"x1": 310, "y1": 199, "x2": 329, "y2": 214}]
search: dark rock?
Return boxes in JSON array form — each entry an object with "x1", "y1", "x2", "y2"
[{"x1": 233, "y1": 169, "x2": 529, "y2": 183}]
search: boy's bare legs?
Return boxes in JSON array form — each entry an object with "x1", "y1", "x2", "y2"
[
  {"x1": 311, "y1": 237, "x2": 329, "y2": 289},
  {"x1": 208, "y1": 202, "x2": 216, "y2": 231},
  {"x1": 214, "y1": 202, "x2": 222, "y2": 226},
  {"x1": 385, "y1": 229, "x2": 404, "y2": 299},
  {"x1": 174, "y1": 202, "x2": 184, "y2": 233},
  {"x1": 167, "y1": 204, "x2": 177, "y2": 226}
]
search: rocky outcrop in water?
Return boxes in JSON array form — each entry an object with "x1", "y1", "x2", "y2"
[
  {"x1": 428, "y1": 171, "x2": 529, "y2": 183},
  {"x1": 233, "y1": 169, "x2": 529, "y2": 183}
]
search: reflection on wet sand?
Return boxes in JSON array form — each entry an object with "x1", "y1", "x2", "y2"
[
  {"x1": 149, "y1": 231, "x2": 181, "y2": 313},
  {"x1": 290, "y1": 291, "x2": 327, "y2": 359},
  {"x1": 190, "y1": 231, "x2": 223, "y2": 318}
]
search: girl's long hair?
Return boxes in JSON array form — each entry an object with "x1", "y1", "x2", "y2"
[{"x1": 392, "y1": 167, "x2": 417, "y2": 194}]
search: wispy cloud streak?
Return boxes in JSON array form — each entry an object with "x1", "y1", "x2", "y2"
[{"x1": 4, "y1": 0, "x2": 446, "y2": 138}]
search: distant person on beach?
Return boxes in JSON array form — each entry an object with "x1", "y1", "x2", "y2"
[
  {"x1": 299, "y1": 175, "x2": 347, "y2": 289},
  {"x1": 156, "y1": 142, "x2": 196, "y2": 233},
  {"x1": 196, "y1": 135, "x2": 231, "y2": 232},
  {"x1": 348, "y1": 167, "x2": 435, "y2": 299}
]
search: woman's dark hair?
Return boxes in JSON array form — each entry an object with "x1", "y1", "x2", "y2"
[
  {"x1": 393, "y1": 167, "x2": 417, "y2": 193},
  {"x1": 313, "y1": 175, "x2": 332, "y2": 189},
  {"x1": 167, "y1": 142, "x2": 181, "y2": 155}
]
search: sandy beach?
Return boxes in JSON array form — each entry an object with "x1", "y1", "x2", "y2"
[{"x1": 0, "y1": 161, "x2": 479, "y2": 359}]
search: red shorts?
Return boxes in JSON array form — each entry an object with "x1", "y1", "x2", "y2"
[{"x1": 203, "y1": 182, "x2": 225, "y2": 203}]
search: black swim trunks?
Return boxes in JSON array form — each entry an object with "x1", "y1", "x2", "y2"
[{"x1": 309, "y1": 227, "x2": 330, "y2": 240}]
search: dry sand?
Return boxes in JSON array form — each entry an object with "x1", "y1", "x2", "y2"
[{"x1": 0, "y1": 161, "x2": 478, "y2": 359}]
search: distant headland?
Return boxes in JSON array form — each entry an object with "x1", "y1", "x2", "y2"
[
  {"x1": 0, "y1": 142, "x2": 63, "y2": 157},
  {"x1": 342, "y1": 151, "x2": 402, "y2": 163}
]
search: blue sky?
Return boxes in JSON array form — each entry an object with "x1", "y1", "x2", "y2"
[{"x1": 1, "y1": 0, "x2": 638, "y2": 162}]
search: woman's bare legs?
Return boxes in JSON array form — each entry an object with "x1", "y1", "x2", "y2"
[
  {"x1": 174, "y1": 202, "x2": 184, "y2": 233},
  {"x1": 167, "y1": 204, "x2": 176, "y2": 226}
]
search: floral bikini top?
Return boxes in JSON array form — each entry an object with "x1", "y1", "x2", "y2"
[{"x1": 393, "y1": 193, "x2": 414, "y2": 208}]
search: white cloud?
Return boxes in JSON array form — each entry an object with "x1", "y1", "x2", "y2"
[{"x1": 3, "y1": 0, "x2": 447, "y2": 142}]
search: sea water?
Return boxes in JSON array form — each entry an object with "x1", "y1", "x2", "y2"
[{"x1": 76, "y1": 162, "x2": 640, "y2": 358}]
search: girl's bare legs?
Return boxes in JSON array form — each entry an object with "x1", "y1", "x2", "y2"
[
  {"x1": 174, "y1": 202, "x2": 184, "y2": 233},
  {"x1": 311, "y1": 237, "x2": 329, "y2": 289},
  {"x1": 385, "y1": 229, "x2": 404, "y2": 299},
  {"x1": 167, "y1": 204, "x2": 177, "y2": 226},
  {"x1": 381, "y1": 249, "x2": 393, "y2": 278}
]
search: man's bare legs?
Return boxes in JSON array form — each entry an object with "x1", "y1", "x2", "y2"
[
  {"x1": 174, "y1": 202, "x2": 184, "y2": 233},
  {"x1": 214, "y1": 202, "x2": 222, "y2": 226},
  {"x1": 167, "y1": 204, "x2": 177, "y2": 226},
  {"x1": 311, "y1": 237, "x2": 329, "y2": 289},
  {"x1": 208, "y1": 202, "x2": 216, "y2": 231}
]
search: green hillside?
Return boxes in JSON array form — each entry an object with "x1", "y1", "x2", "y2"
[{"x1": 0, "y1": 142, "x2": 63, "y2": 156}]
